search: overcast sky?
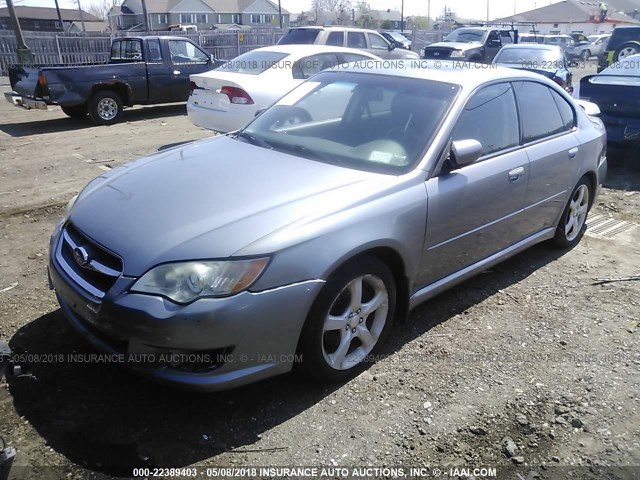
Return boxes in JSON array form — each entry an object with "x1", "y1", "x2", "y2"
[{"x1": 2, "y1": 0, "x2": 561, "y2": 22}]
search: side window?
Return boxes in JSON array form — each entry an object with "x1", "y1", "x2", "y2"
[
  {"x1": 549, "y1": 89, "x2": 576, "y2": 131},
  {"x1": 452, "y1": 83, "x2": 519, "y2": 157},
  {"x1": 368, "y1": 32, "x2": 389, "y2": 50},
  {"x1": 147, "y1": 38, "x2": 163, "y2": 62},
  {"x1": 292, "y1": 53, "x2": 339, "y2": 79},
  {"x1": 514, "y1": 81, "x2": 568, "y2": 143},
  {"x1": 347, "y1": 31, "x2": 367, "y2": 49},
  {"x1": 488, "y1": 30, "x2": 500, "y2": 44},
  {"x1": 326, "y1": 31, "x2": 344, "y2": 46},
  {"x1": 338, "y1": 53, "x2": 372, "y2": 63},
  {"x1": 168, "y1": 40, "x2": 209, "y2": 63}
]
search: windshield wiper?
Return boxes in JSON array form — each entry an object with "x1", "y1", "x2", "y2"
[{"x1": 234, "y1": 130, "x2": 273, "y2": 149}]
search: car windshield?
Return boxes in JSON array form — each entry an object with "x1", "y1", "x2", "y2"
[
  {"x1": 238, "y1": 72, "x2": 460, "y2": 174},
  {"x1": 495, "y1": 48, "x2": 560, "y2": 65},
  {"x1": 387, "y1": 32, "x2": 408, "y2": 42},
  {"x1": 218, "y1": 51, "x2": 289, "y2": 75},
  {"x1": 278, "y1": 28, "x2": 321, "y2": 45},
  {"x1": 444, "y1": 28, "x2": 485, "y2": 43}
]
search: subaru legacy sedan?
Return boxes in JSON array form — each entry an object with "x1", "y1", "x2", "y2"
[{"x1": 49, "y1": 63, "x2": 607, "y2": 390}]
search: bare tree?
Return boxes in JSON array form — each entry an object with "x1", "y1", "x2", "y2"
[{"x1": 86, "y1": 0, "x2": 114, "y2": 20}]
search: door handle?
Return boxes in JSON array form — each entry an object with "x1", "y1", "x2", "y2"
[
  {"x1": 568, "y1": 147, "x2": 579, "y2": 158},
  {"x1": 173, "y1": 70, "x2": 181, "y2": 75},
  {"x1": 508, "y1": 167, "x2": 525, "y2": 182}
]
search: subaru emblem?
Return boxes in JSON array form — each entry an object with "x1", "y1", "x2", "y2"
[{"x1": 73, "y1": 246, "x2": 90, "y2": 267}]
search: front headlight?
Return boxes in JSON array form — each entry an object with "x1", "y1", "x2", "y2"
[
  {"x1": 131, "y1": 258, "x2": 269, "y2": 304},
  {"x1": 450, "y1": 50, "x2": 466, "y2": 58}
]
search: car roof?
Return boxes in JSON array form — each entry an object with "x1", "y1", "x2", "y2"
[
  {"x1": 246, "y1": 44, "x2": 380, "y2": 57},
  {"x1": 328, "y1": 60, "x2": 553, "y2": 88},
  {"x1": 501, "y1": 43, "x2": 562, "y2": 51}
]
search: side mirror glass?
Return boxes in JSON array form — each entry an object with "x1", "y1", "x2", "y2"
[
  {"x1": 451, "y1": 139, "x2": 483, "y2": 167},
  {"x1": 388, "y1": 43, "x2": 396, "y2": 51}
]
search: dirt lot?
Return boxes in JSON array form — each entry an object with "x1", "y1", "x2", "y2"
[{"x1": 0, "y1": 64, "x2": 639, "y2": 480}]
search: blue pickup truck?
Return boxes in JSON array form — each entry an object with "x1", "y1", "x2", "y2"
[{"x1": 5, "y1": 36, "x2": 223, "y2": 125}]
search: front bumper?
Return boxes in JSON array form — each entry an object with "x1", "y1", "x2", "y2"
[
  {"x1": 4, "y1": 91, "x2": 48, "y2": 110},
  {"x1": 49, "y1": 229, "x2": 324, "y2": 391}
]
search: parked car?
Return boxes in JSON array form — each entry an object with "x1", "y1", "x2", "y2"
[
  {"x1": 587, "y1": 34, "x2": 611, "y2": 58},
  {"x1": 598, "y1": 26, "x2": 640, "y2": 71},
  {"x1": 380, "y1": 31, "x2": 412, "y2": 50},
  {"x1": 577, "y1": 53, "x2": 640, "y2": 154},
  {"x1": 49, "y1": 63, "x2": 606, "y2": 391},
  {"x1": 565, "y1": 38, "x2": 594, "y2": 62},
  {"x1": 423, "y1": 27, "x2": 514, "y2": 63},
  {"x1": 187, "y1": 45, "x2": 379, "y2": 133},
  {"x1": 4, "y1": 36, "x2": 222, "y2": 125},
  {"x1": 493, "y1": 44, "x2": 573, "y2": 93},
  {"x1": 570, "y1": 33, "x2": 589, "y2": 43},
  {"x1": 277, "y1": 26, "x2": 419, "y2": 60}
]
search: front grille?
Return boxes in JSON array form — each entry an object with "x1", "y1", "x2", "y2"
[
  {"x1": 56, "y1": 223, "x2": 123, "y2": 299},
  {"x1": 423, "y1": 48, "x2": 452, "y2": 59}
]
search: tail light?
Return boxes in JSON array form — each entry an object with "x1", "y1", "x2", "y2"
[
  {"x1": 37, "y1": 73, "x2": 47, "y2": 86},
  {"x1": 189, "y1": 81, "x2": 200, "y2": 96},
  {"x1": 553, "y1": 76, "x2": 566, "y2": 88},
  {"x1": 220, "y1": 86, "x2": 254, "y2": 105}
]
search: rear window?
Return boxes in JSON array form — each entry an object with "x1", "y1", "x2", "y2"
[
  {"x1": 110, "y1": 39, "x2": 142, "y2": 61},
  {"x1": 278, "y1": 28, "x2": 321, "y2": 45},
  {"x1": 495, "y1": 47, "x2": 560, "y2": 64},
  {"x1": 218, "y1": 51, "x2": 289, "y2": 75}
]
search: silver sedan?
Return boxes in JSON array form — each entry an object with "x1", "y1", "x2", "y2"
[{"x1": 49, "y1": 62, "x2": 607, "y2": 390}]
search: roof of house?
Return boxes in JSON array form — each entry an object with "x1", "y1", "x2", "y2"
[
  {"x1": 69, "y1": 20, "x2": 108, "y2": 31},
  {"x1": 370, "y1": 9, "x2": 401, "y2": 22},
  {"x1": 0, "y1": 6, "x2": 102, "y2": 22},
  {"x1": 124, "y1": 0, "x2": 288, "y2": 15},
  {"x1": 496, "y1": 0, "x2": 640, "y2": 24}
]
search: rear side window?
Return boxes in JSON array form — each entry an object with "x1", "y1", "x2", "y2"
[
  {"x1": 348, "y1": 31, "x2": 367, "y2": 49},
  {"x1": 147, "y1": 38, "x2": 162, "y2": 62},
  {"x1": 549, "y1": 89, "x2": 576, "y2": 131},
  {"x1": 292, "y1": 53, "x2": 340, "y2": 79},
  {"x1": 110, "y1": 39, "x2": 142, "y2": 61},
  {"x1": 326, "y1": 31, "x2": 344, "y2": 46},
  {"x1": 452, "y1": 83, "x2": 519, "y2": 157},
  {"x1": 514, "y1": 81, "x2": 569, "y2": 143},
  {"x1": 278, "y1": 28, "x2": 320, "y2": 45}
]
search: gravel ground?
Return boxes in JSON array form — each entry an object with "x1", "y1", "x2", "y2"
[{"x1": 0, "y1": 62, "x2": 639, "y2": 480}]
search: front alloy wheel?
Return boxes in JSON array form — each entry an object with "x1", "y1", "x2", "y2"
[{"x1": 297, "y1": 256, "x2": 396, "y2": 382}]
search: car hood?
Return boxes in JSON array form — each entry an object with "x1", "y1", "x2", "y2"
[
  {"x1": 68, "y1": 136, "x2": 391, "y2": 276},
  {"x1": 426, "y1": 42, "x2": 480, "y2": 51}
]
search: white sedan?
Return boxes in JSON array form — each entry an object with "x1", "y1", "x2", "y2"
[{"x1": 187, "y1": 45, "x2": 380, "y2": 133}]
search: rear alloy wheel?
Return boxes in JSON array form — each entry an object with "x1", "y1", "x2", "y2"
[
  {"x1": 297, "y1": 257, "x2": 396, "y2": 382},
  {"x1": 616, "y1": 43, "x2": 640, "y2": 61},
  {"x1": 553, "y1": 177, "x2": 592, "y2": 248},
  {"x1": 61, "y1": 105, "x2": 88, "y2": 119},
  {"x1": 88, "y1": 91, "x2": 123, "y2": 125},
  {"x1": 580, "y1": 49, "x2": 591, "y2": 61}
]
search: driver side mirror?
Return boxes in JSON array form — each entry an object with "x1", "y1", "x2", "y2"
[
  {"x1": 388, "y1": 42, "x2": 396, "y2": 51},
  {"x1": 451, "y1": 139, "x2": 483, "y2": 167}
]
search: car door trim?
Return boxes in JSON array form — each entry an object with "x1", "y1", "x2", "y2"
[{"x1": 410, "y1": 227, "x2": 556, "y2": 309}]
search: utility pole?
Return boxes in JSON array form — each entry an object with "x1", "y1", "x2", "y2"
[
  {"x1": 278, "y1": 0, "x2": 282, "y2": 29},
  {"x1": 5, "y1": 0, "x2": 34, "y2": 64},
  {"x1": 141, "y1": 0, "x2": 149, "y2": 30},
  {"x1": 76, "y1": 0, "x2": 86, "y2": 32},
  {"x1": 427, "y1": 0, "x2": 431, "y2": 29},
  {"x1": 486, "y1": 0, "x2": 490, "y2": 23},
  {"x1": 401, "y1": 0, "x2": 404, "y2": 31},
  {"x1": 53, "y1": 0, "x2": 64, "y2": 31}
]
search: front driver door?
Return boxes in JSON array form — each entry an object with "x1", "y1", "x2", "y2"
[
  {"x1": 419, "y1": 82, "x2": 530, "y2": 287},
  {"x1": 167, "y1": 39, "x2": 211, "y2": 101}
]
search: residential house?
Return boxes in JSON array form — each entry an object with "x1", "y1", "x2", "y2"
[
  {"x1": 0, "y1": 6, "x2": 103, "y2": 32},
  {"x1": 109, "y1": 0, "x2": 289, "y2": 31},
  {"x1": 496, "y1": 0, "x2": 640, "y2": 35}
]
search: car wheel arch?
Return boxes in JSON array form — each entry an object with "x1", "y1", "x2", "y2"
[{"x1": 91, "y1": 82, "x2": 131, "y2": 106}]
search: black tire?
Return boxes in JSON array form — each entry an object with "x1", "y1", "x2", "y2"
[
  {"x1": 61, "y1": 105, "x2": 88, "y2": 118},
  {"x1": 581, "y1": 49, "x2": 591, "y2": 61},
  {"x1": 88, "y1": 90, "x2": 123, "y2": 125},
  {"x1": 553, "y1": 176, "x2": 592, "y2": 248},
  {"x1": 615, "y1": 42, "x2": 640, "y2": 61},
  {"x1": 296, "y1": 256, "x2": 396, "y2": 383}
]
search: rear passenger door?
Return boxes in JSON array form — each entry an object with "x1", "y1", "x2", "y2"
[
  {"x1": 513, "y1": 81, "x2": 579, "y2": 232},
  {"x1": 420, "y1": 83, "x2": 530, "y2": 286}
]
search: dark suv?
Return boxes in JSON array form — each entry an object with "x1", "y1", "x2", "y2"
[
  {"x1": 277, "y1": 26, "x2": 419, "y2": 60},
  {"x1": 598, "y1": 25, "x2": 640, "y2": 71}
]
